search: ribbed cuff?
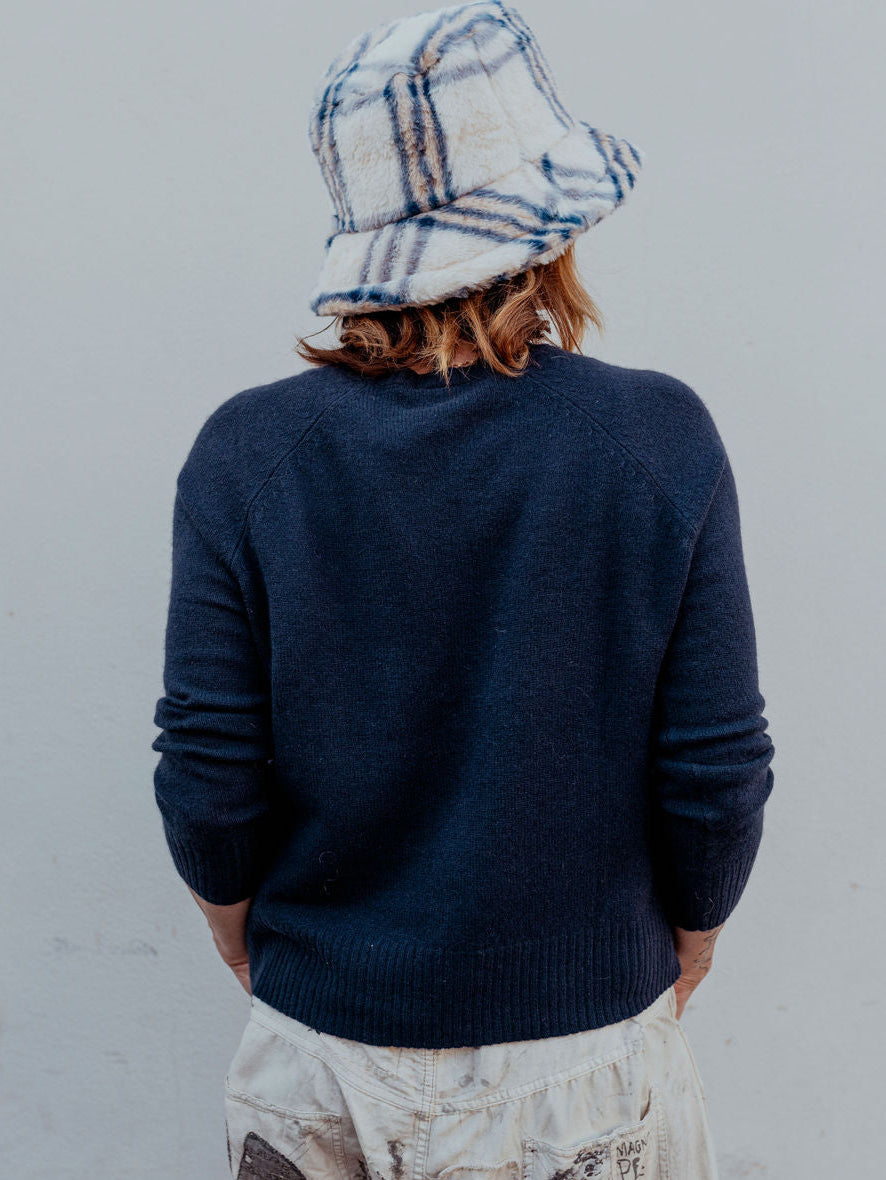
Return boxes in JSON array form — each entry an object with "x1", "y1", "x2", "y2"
[
  {"x1": 659, "y1": 841, "x2": 762, "y2": 930},
  {"x1": 161, "y1": 817, "x2": 266, "y2": 904}
]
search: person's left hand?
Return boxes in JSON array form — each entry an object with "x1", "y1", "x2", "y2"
[{"x1": 187, "y1": 886, "x2": 254, "y2": 995}]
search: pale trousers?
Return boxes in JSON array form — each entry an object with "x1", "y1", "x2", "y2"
[{"x1": 224, "y1": 983, "x2": 718, "y2": 1180}]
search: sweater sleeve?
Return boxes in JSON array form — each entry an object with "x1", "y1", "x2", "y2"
[
  {"x1": 151, "y1": 489, "x2": 275, "y2": 904},
  {"x1": 648, "y1": 453, "x2": 775, "y2": 931}
]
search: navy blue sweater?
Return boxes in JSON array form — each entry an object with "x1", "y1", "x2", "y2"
[{"x1": 152, "y1": 341, "x2": 775, "y2": 1048}]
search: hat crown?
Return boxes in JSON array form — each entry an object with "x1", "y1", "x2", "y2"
[
  {"x1": 310, "y1": 10, "x2": 452, "y2": 106},
  {"x1": 308, "y1": 1, "x2": 574, "y2": 235}
]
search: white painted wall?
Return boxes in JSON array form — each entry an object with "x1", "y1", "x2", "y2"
[{"x1": 2, "y1": 2, "x2": 883, "y2": 1176}]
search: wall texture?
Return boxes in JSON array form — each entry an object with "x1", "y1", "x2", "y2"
[{"x1": 1, "y1": 1, "x2": 883, "y2": 1176}]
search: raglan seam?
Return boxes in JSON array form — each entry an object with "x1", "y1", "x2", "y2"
[
  {"x1": 647, "y1": 450, "x2": 731, "y2": 746},
  {"x1": 173, "y1": 485, "x2": 236, "y2": 574},
  {"x1": 179, "y1": 368, "x2": 728, "y2": 563},
  {"x1": 178, "y1": 382, "x2": 356, "y2": 570},
  {"x1": 529, "y1": 369, "x2": 721, "y2": 541},
  {"x1": 231, "y1": 384, "x2": 356, "y2": 566},
  {"x1": 693, "y1": 450, "x2": 730, "y2": 543}
]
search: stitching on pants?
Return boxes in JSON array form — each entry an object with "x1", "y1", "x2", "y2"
[
  {"x1": 248, "y1": 1008, "x2": 647, "y2": 1113},
  {"x1": 245, "y1": 1011, "x2": 421, "y2": 1113},
  {"x1": 655, "y1": 1090, "x2": 671, "y2": 1180},
  {"x1": 412, "y1": 1049, "x2": 437, "y2": 1180},
  {"x1": 676, "y1": 1023, "x2": 710, "y2": 1109},
  {"x1": 225, "y1": 1085, "x2": 345, "y2": 1126},
  {"x1": 435, "y1": 1043, "x2": 646, "y2": 1113}
]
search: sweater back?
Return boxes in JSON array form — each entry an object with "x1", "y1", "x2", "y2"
[{"x1": 151, "y1": 341, "x2": 775, "y2": 1047}]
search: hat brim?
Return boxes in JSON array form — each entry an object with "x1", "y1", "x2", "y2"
[{"x1": 309, "y1": 120, "x2": 644, "y2": 317}]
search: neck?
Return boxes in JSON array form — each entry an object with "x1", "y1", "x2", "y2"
[{"x1": 404, "y1": 342, "x2": 479, "y2": 375}]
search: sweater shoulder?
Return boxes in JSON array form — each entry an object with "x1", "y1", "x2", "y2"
[
  {"x1": 533, "y1": 347, "x2": 728, "y2": 534},
  {"x1": 175, "y1": 364, "x2": 351, "y2": 560}
]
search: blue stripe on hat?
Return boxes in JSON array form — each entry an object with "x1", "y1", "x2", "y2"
[
  {"x1": 314, "y1": 29, "x2": 374, "y2": 232},
  {"x1": 407, "y1": 74, "x2": 443, "y2": 210},
  {"x1": 384, "y1": 78, "x2": 421, "y2": 219},
  {"x1": 496, "y1": 2, "x2": 572, "y2": 132},
  {"x1": 420, "y1": 73, "x2": 455, "y2": 205},
  {"x1": 583, "y1": 126, "x2": 625, "y2": 204},
  {"x1": 309, "y1": 2, "x2": 644, "y2": 314}
]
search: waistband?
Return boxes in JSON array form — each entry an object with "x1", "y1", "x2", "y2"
[{"x1": 245, "y1": 983, "x2": 677, "y2": 1111}]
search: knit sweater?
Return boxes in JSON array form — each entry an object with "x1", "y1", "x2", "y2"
[{"x1": 151, "y1": 340, "x2": 775, "y2": 1048}]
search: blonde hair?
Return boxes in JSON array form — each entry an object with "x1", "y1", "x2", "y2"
[{"x1": 295, "y1": 241, "x2": 604, "y2": 386}]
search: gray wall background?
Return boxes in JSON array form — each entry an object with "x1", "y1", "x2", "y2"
[{"x1": 2, "y1": 2, "x2": 883, "y2": 1177}]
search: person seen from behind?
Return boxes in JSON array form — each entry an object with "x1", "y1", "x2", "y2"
[{"x1": 152, "y1": 4, "x2": 776, "y2": 1177}]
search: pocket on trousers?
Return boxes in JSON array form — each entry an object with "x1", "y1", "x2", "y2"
[
  {"x1": 522, "y1": 1088, "x2": 665, "y2": 1180},
  {"x1": 224, "y1": 1090, "x2": 348, "y2": 1180},
  {"x1": 436, "y1": 1163, "x2": 522, "y2": 1180},
  {"x1": 224, "y1": 1014, "x2": 349, "y2": 1180}
]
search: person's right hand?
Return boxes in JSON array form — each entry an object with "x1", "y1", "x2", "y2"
[{"x1": 671, "y1": 923, "x2": 725, "y2": 1019}]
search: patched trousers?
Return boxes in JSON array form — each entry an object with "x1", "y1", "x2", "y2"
[{"x1": 224, "y1": 984, "x2": 718, "y2": 1180}]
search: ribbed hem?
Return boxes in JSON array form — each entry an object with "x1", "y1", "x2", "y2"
[
  {"x1": 161, "y1": 818, "x2": 263, "y2": 905},
  {"x1": 658, "y1": 842, "x2": 762, "y2": 931},
  {"x1": 247, "y1": 913, "x2": 682, "y2": 1049}
]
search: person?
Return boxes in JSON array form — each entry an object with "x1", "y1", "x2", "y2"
[{"x1": 151, "y1": 3, "x2": 775, "y2": 1177}]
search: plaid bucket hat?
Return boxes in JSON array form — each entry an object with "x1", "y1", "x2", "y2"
[{"x1": 307, "y1": 0, "x2": 644, "y2": 317}]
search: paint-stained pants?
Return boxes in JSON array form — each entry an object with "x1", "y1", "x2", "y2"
[{"x1": 224, "y1": 984, "x2": 718, "y2": 1180}]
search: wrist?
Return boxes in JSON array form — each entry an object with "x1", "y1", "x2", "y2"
[
  {"x1": 672, "y1": 922, "x2": 725, "y2": 973},
  {"x1": 188, "y1": 887, "x2": 252, "y2": 957}
]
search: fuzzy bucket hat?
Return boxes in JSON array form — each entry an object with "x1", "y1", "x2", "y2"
[{"x1": 307, "y1": 0, "x2": 644, "y2": 316}]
